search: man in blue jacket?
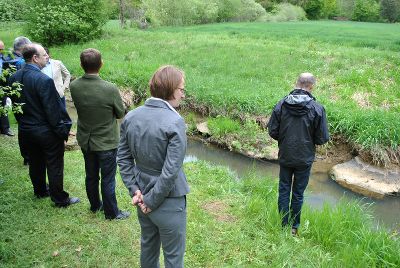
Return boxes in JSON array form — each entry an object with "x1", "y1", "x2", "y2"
[
  {"x1": 9, "y1": 43, "x2": 79, "y2": 207},
  {"x1": 268, "y1": 73, "x2": 329, "y2": 236}
]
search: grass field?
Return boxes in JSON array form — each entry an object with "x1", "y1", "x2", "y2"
[
  {"x1": 1, "y1": 20, "x2": 399, "y2": 164},
  {"x1": 1, "y1": 126, "x2": 399, "y2": 267}
]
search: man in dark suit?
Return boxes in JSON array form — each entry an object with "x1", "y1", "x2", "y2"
[{"x1": 9, "y1": 43, "x2": 79, "y2": 207}]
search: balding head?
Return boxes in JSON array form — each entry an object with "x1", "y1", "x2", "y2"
[
  {"x1": 13, "y1": 36, "x2": 31, "y2": 54},
  {"x1": 296, "y1": 73, "x2": 315, "y2": 92},
  {"x1": 22, "y1": 43, "x2": 48, "y2": 69}
]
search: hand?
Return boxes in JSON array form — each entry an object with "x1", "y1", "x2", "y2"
[
  {"x1": 139, "y1": 202, "x2": 152, "y2": 214},
  {"x1": 132, "y1": 190, "x2": 143, "y2": 206}
]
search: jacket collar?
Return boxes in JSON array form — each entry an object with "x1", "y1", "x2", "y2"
[
  {"x1": 145, "y1": 97, "x2": 181, "y2": 117},
  {"x1": 24, "y1": 63, "x2": 41, "y2": 71},
  {"x1": 83, "y1": 73, "x2": 101, "y2": 80}
]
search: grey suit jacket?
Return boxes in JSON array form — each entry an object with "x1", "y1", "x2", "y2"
[{"x1": 117, "y1": 98, "x2": 190, "y2": 210}]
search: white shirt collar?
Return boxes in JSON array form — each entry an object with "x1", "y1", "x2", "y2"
[{"x1": 148, "y1": 97, "x2": 181, "y2": 117}]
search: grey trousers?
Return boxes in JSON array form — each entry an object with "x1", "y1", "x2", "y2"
[{"x1": 137, "y1": 196, "x2": 187, "y2": 268}]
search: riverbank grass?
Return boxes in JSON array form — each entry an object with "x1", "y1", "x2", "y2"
[{"x1": 0, "y1": 130, "x2": 399, "y2": 267}]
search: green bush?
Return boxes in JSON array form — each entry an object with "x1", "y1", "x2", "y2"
[
  {"x1": 265, "y1": 3, "x2": 307, "y2": 21},
  {"x1": 208, "y1": 116, "x2": 242, "y2": 137},
  {"x1": 0, "y1": 0, "x2": 28, "y2": 22},
  {"x1": 25, "y1": 0, "x2": 107, "y2": 46},
  {"x1": 352, "y1": 0, "x2": 380, "y2": 21},
  {"x1": 380, "y1": 0, "x2": 400, "y2": 22},
  {"x1": 142, "y1": 0, "x2": 266, "y2": 26}
]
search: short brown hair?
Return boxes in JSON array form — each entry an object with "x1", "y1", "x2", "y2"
[
  {"x1": 22, "y1": 43, "x2": 40, "y2": 62},
  {"x1": 149, "y1": 65, "x2": 184, "y2": 100},
  {"x1": 80, "y1": 48, "x2": 102, "y2": 73}
]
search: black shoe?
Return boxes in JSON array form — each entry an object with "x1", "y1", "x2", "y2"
[
  {"x1": 35, "y1": 191, "x2": 50, "y2": 199},
  {"x1": 106, "y1": 210, "x2": 130, "y2": 220},
  {"x1": 56, "y1": 197, "x2": 80, "y2": 207},
  {"x1": 2, "y1": 130, "x2": 14, "y2": 136}
]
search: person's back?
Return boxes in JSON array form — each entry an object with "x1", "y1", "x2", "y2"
[
  {"x1": 70, "y1": 48, "x2": 128, "y2": 220},
  {"x1": 268, "y1": 73, "x2": 329, "y2": 235},
  {"x1": 272, "y1": 88, "x2": 328, "y2": 167}
]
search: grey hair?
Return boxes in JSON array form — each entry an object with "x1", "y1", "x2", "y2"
[
  {"x1": 296, "y1": 73, "x2": 315, "y2": 90},
  {"x1": 13, "y1": 36, "x2": 32, "y2": 52}
]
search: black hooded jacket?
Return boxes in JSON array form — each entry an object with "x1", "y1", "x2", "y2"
[{"x1": 268, "y1": 89, "x2": 329, "y2": 167}]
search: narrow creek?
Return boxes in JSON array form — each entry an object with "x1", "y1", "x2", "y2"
[
  {"x1": 185, "y1": 139, "x2": 400, "y2": 230},
  {"x1": 67, "y1": 102, "x2": 399, "y2": 230}
]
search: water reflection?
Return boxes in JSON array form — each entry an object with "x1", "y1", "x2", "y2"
[{"x1": 185, "y1": 139, "x2": 400, "y2": 230}]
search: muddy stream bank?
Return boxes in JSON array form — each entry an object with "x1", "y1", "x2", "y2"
[{"x1": 66, "y1": 101, "x2": 399, "y2": 230}]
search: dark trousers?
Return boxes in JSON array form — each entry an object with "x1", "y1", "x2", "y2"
[
  {"x1": 278, "y1": 164, "x2": 312, "y2": 229},
  {"x1": 20, "y1": 129, "x2": 69, "y2": 205},
  {"x1": 18, "y1": 131, "x2": 30, "y2": 163},
  {"x1": 0, "y1": 96, "x2": 10, "y2": 133},
  {"x1": 137, "y1": 196, "x2": 186, "y2": 268},
  {"x1": 82, "y1": 148, "x2": 119, "y2": 219}
]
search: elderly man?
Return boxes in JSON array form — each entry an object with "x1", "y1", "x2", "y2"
[
  {"x1": 9, "y1": 43, "x2": 79, "y2": 206},
  {"x1": 70, "y1": 48, "x2": 129, "y2": 220},
  {"x1": 268, "y1": 73, "x2": 329, "y2": 236}
]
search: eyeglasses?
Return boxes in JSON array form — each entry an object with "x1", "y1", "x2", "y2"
[{"x1": 177, "y1": 87, "x2": 185, "y2": 93}]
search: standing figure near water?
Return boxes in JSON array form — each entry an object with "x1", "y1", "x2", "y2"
[
  {"x1": 70, "y1": 48, "x2": 130, "y2": 220},
  {"x1": 117, "y1": 65, "x2": 189, "y2": 268},
  {"x1": 267, "y1": 73, "x2": 329, "y2": 236}
]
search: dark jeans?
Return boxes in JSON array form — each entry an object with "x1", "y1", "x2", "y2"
[
  {"x1": 20, "y1": 129, "x2": 70, "y2": 205},
  {"x1": 82, "y1": 148, "x2": 119, "y2": 219},
  {"x1": 278, "y1": 164, "x2": 312, "y2": 229}
]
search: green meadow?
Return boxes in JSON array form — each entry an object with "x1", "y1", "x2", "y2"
[
  {"x1": 1, "y1": 129, "x2": 399, "y2": 267},
  {"x1": 1, "y1": 20, "x2": 400, "y2": 163}
]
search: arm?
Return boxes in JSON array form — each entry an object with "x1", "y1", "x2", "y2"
[
  {"x1": 40, "y1": 78, "x2": 69, "y2": 140},
  {"x1": 59, "y1": 61, "x2": 71, "y2": 91},
  {"x1": 142, "y1": 117, "x2": 187, "y2": 210},
  {"x1": 113, "y1": 86, "x2": 125, "y2": 119},
  {"x1": 267, "y1": 103, "x2": 282, "y2": 141},
  {"x1": 117, "y1": 118, "x2": 140, "y2": 197},
  {"x1": 314, "y1": 106, "x2": 330, "y2": 145}
]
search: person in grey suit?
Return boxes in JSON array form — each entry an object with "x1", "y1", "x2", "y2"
[{"x1": 117, "y1": 65, "x2": 189, "y2": 268}]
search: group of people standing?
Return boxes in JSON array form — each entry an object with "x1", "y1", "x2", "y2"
[{"x1": 1, "y1": 36, "x2": 329, "y2": 267}]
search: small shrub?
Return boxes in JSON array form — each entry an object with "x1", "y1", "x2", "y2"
[
  {"x1": 265, "y1": 3, "x2": 307, "y2": 22},
  {"x1": 352, "y1": 0, "x2": 380, "y2": 22},
  {"x1": 25, "y1": 0, "x2": 107, "y2": 46}
]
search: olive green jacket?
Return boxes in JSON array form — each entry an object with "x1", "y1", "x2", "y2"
[{"x1": 70, "y1": 74, "x2": 125, "y2": 151}]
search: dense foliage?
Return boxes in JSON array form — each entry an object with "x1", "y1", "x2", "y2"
[
  {"x1": 352, "y1": 0, "x2": 380, "y2": 22},
  {"x1": 142, "y1": 0, "x2": 266, "y2": 26},
  {"x1": 0, "y1": 0, "x2": 28, "y2": 22},
  {"x1": 24, "y1": 0, "x2": 107, "y2": 46},
  {"x1": 380, "y1": 0, "x2": 400, "y2": 22}
]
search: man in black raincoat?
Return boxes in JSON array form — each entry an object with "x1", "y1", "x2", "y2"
[{"x1": 268, "y1": 73, "x2": 329, "y2": 235}]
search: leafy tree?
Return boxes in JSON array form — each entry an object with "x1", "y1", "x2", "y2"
[
  {"x1": 0, "y1": 65, "x2": 23, "y2": 117},
  {"x1": 0, "y1": 0, "x2": 28, "y2": 21},
  {"x1": 352, "y1": 0, "x2": 380, "y2": 21},
  {"x1": 380, "y1": 0, "x2": 400, "y2": 22},
  {"x1": 25, "y1": 0, "x2": 107, "y2": 46}
]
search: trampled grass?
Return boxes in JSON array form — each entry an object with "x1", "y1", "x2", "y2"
[
  {"x1": 1, "y1": 20, "x2": 400, "y2": 162},
  {"x1": 1, "y1": 131, "x2": 399, "y2": 267}
]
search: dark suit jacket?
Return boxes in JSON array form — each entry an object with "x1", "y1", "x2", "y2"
[{"x1": 9, "y1": 64, "x2": 71, "y2": 140}]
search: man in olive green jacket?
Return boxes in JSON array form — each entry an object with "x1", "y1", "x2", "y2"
[{"x1": 70, "y1": 48, "x2": 130, "y2": 220}]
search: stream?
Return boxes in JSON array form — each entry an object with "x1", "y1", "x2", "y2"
[
  {"x1": 185, "y1": 139, "x2": 400, "y2": 230},
  {"x1": 67, "y1": 102, "x2": 399, "y2": 230}
]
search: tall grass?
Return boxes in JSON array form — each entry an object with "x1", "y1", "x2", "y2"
[{"x1": 0, "y1": 128, "x2": 399, "y2": 266}]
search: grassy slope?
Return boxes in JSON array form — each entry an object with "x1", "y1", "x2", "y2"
[
  {"x1": 0, "y1": 124, "x2": 399, "y2": 267},
  {"x1": 1, "y1": 21, "x2": 400, "y2": 161}
]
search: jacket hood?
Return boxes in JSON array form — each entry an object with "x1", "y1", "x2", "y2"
[{"x1": 283, "y1": 89, "x2": 315, "y2": 116}]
